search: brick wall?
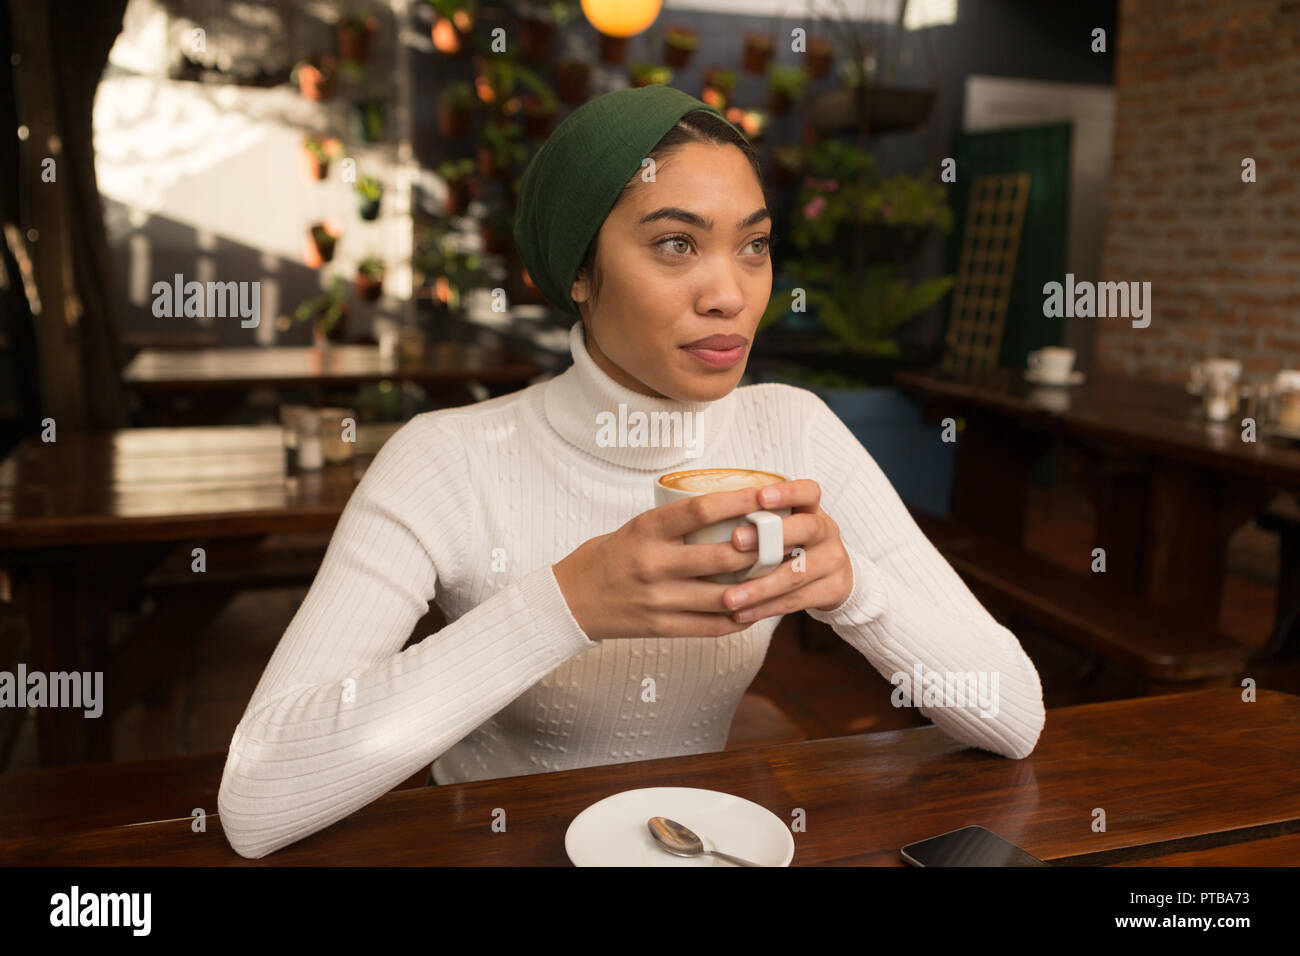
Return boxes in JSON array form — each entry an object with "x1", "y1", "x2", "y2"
[{"x1": 1094, "y1": 0, "x2": 1300, "y2": 382}]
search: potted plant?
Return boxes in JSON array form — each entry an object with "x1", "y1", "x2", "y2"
[
  {"x1": 429, "y1": 0, "x2": 476, "y2": 56},
  {"x1": 522, "y1": 93, "x2": 557, "y2": 139},
  {"x1": 300, "y1": 135, "x2": 341, "y2": 182},
  {"x1": 628, "y1": 62, "x2": 673, "y2": 88},
  {"x1": 556, "y1": 58, "x2": 590, "y2": 104},
  {"x1": 598, "y1": 30, "x2": 628, "y2": 65},
  {"x1": 294, "y1": 275, "x2": 349, "y2": 348},
  {"x1": 305, "y1": 221, "x2": 343, "y2": 268},
  {"x1": 767, "y1": 64, "x2": 810, "y2": 114},
  {"x1": 701, "y1": 67, "x2": 736, "y2": 110},
  {"x1": 725, "y1": 106, "x2": 769, "y2": 141},
  {"x1": 355, "y1": 176, "x2": 383, "y2": 220},
  {"x1": 477, "y1": 118, "x2": 527, "y2": 181},
  {"x1": 337, "y1": 10, "x2": 378, "y2": 63},
  {"x1": 292, "y1": 56, "x2": 337, "y2": 101},
  {"x1": 438, "y1": 81, "x2": 473, "y2": 138},
  {"x1": 518, "y1": 2, "x2": 570, "y2": 65},
  {"x1": 479, "y1": 206, "x2": 513, "y2": 256},
  {"x1": 355, "y1": 256, "x2": 385, "y2": 302},
  {"x1": 808, "y1": 36, "x2": 834, "y2": 79},
  {"x1": 743, "y1": 33, "x2": 773, "y2": 74},
  {"x1": 437, "y1": 158, "x2": 479, "y2": 215},
  {"x1": 770, "y1": 143, "x2": 803, "y2": 188},
  {"x1": 663, "y1": 25, "x2": 699, "y2": 68},
  {"x1": 473, "y1": 52, "x2": 553, "y2": 118},
  {"x1": 791, "y1": 141, "x2": 953, "y2": 262},
  {"x1": 754, "y1": 259, "x2": 957, "y2": 516},
  {"x1": 415, "y1": 219, "x2": 491, "y2": 313},
  {"x1": 351, "y1": 97, "x2": 387, "y2": 142}
]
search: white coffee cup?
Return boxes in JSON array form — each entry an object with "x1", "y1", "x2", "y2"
[
  {"x1": 1027, "y1": 347, "x2": 1076, "y2": 381},
  {"x1": 653, "y1": 468, "x2": 793, "y2": 586}
]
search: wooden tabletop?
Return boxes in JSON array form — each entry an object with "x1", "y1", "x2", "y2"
[
  {"x1": 122, "y1": 343, "x2": 540, "y2": 392},
  {"x1": 2, "y1": 688, "x2": 1296, "y2": 865},
  {"x1": 896, "y1": 368, "x2": 1300, "y2": 486},
  {"x1": 0, "y1": 424, "x2": 399, "y2": 548}
]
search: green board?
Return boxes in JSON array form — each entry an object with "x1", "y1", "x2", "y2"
[{"x1": 945, "y1": 122, "x2": 1071, "y2": 371}]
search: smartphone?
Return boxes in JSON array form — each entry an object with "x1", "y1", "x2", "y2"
[{"x1": 900, "y1": 825, "x2": 1048, "y2": 866}]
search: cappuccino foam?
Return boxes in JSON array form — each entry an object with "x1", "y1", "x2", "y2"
[{"x1": 658, "y1": 468, "x2": 786, "y2": 493}]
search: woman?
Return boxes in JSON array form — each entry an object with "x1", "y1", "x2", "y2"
[{"x1": 218, "y1": 86, "x2": 1044, "y2": 859}]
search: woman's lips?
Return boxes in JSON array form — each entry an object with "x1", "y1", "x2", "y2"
[{"x1": 681, "y1": 344, "x2": 745, "y2": 369}]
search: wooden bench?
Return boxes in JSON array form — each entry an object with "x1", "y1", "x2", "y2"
[
  {"x1": 0, "y1": 751, "x2": 428, "y2": 843},
  {"x1": 909, "y1": 509, "x2": 1256, "y2": 691}
]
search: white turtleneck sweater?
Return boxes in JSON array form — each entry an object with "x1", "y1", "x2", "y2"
[{"x1": 217, "y1": 321, "x2": 1045, "y2": 858}]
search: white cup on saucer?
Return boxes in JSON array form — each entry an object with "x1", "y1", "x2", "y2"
[{"x1": 1027, "y1": 347, "x2": 1076, "y2": 383}]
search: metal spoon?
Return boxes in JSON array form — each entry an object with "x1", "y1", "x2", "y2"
[{"x1": 647, "y1": 817, "x2": 764, "y2": 866}]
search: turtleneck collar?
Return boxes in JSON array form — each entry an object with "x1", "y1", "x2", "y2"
[{"x1": 542, "y1": 321, "x2": 739, "y2": 471}]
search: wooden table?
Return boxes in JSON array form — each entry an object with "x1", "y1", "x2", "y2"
[
  {"x1": 0, "y1": 424, "x2": 398, "y2": 766},
  {"x1": 896, "y1": 368, "x2": 1300, "y2": 637},
  {"x1": 122, "y1": 343, "x2": 540, "y2": 423},
  {"x1": 1, "y1": 688, "x2": 1296, "y2": 865}
]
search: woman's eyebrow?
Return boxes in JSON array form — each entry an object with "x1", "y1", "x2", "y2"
[{"x1": 636, "y1": 207, "x2": 772, "y2": 231}]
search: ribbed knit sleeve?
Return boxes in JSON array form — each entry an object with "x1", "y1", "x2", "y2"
[
  {"x1": 801, "y1": 393, "x2": 1046, "y2": 760},
  {"x1": 216, "y1": 416, "x2": 597, "y2": 859}
]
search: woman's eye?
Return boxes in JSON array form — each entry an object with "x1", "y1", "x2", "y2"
[
  {"x1": 658, "y1": 236, "x2": 692, "y2": 255},
  {"x1": 750, "y1": 237, "x2": 771, "y2": 255}
]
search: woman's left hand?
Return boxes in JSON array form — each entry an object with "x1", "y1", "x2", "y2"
[{"x1": 723, "y1": 479, "x2": 854, "y2": 623}]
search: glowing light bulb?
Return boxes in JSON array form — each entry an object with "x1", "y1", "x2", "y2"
[{"x1": 580, "y1": 0, "x2": 662, "y2": 38}]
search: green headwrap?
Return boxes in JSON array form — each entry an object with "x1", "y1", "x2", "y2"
[{"x1": 513, "y1": 85, "x2": 741, "y2": 318}]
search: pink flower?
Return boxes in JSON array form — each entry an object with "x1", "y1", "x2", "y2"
[
  {"x1": 804, "y1": 195, "x2": 826, "y2": 219},
  {"x1": 826, "y1": 178, "x2": 839, "y2": 191}
]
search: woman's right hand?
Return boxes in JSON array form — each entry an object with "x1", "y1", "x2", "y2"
[{"x1": 553, "y1": 488, "x2": 777, "y2": 641}]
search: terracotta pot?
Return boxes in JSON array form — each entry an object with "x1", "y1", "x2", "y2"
[
  {"x1": 768, "y1": 89, "x2": 793, "y2": 115},
  {"x1": 599, "y1": 33, "x2": 627, "y2": 65},
  {"x1": 337, "y1": 17, "x2": 376, "y2": 62},
  {"x1": 445, "y1": 179, "x2": 472, "y2": 216},
  {"x1": 439, "y1": 103, "x2": 470, "y2": 139},
  {"x1": 296, "y1": 59, "x2": 336, "y2": 101},
  {"x1": 519, "y1": 17, "x2": 555, "y2": 64},
  {"x1": 481, "y1": 222, "x2": 511, "y2": 256},
  {"x1": 523, "y1": 107, "x2": 553, "y2": 139},
  {"x1": 743, "y1": 35, "x2": 771, "y2": 74},
  {"x1": 663, "y1": 30, "x2": 697, "y2": 68},
  {"x1": 556, "y1": 61, "x2": 590, "y2": 104},
  {"x1": 808, "y1": 39, "x2": 834, "y2": 79},
  {"x1": 300, "y1": 148, "x2": 328, "y2": 182},
  {"x1": 355, "y1": 272, "x2": 383, "y2": 302},
  {"x1": 476, "y1": 143, "x2": 497, "y2": 180},
  {"x1": 305, "y1": 224, "x2": 339, "y2": 268},
  {"x1": 432, "y1": 15, "x2": 469, "y2": 56}
]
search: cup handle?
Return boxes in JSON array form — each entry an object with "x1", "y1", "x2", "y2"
[{"x1": 740, "y1": 511, "x2": 785, "y2": 581}]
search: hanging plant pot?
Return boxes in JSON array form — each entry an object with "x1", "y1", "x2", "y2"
[
  {"x1": 808, "y1": 37, "x2": 834, "y2": 79},
  {"x1": 807, "y1": 85, "x2": 937, "y2": 135},
  {"x1": 743, "y1": 34, "x2": 772, "y2": 74},
  {"x1": 663, "y1": 25, "x2": 699, "y2": 68},
  {"x1": 299, "y1": 136, "x2": 339, "y2": 182},
  {"x1": 522, "y1": 95, "x2": 556, "y2": 139},
  {"x1": 770, "y1": 148, "x2": 802, "y2": 189},
  {"x1": 476, "y1": 142, "x2": 498, "y2": 180},
  {"x1": 701, "y1": 68, "x2": 736, "y2": 111},
  {"x1": 519, "y1": 16, "x2": 555, "y2": 64},
  {"x1": 293, "y1": 57, "x2": 337, "y2": 101},
  {"x1": 480, "y1": 220, "x2": 512, "y2": 256},
  {"x1": 768, "y1": 89, "x2": 792, "y2": 115},
  {"x1": 432, "y1": 12, "x2": 473, "y2": 57},
  {"x1": 356, "y1": 177, "x2": 383, "y2": 220},
  {"x1": 556, "y1": 59, "x2": 590, "y2": 104},
  {"x1": 305, "y1": 221, "x2": 342, "y2": 269},
  {"x1": 355, "y1": 263, "x2": 384, "y2": 302},
  {"x1": 439, "y1": 101, "x2": 471, "y2": 139},
  {"x1": 351, "y1": 99, "x2": 387, "y2": 143},
  {"x1": 337, "y1": 15, "x2": 377, "y2": 63},
  {"x1": 599, "y1": 33, "x2": 627, "y2": 65}
]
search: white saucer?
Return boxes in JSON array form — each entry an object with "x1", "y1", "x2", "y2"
[
  {"x1": 564, "y1": 787, "x2": 795, "y2": 866},
  {"x1": 1025, "y1": 369, "x2": 1085, "y2": 386}
]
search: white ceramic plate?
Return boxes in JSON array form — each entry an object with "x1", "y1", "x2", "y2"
[
  {"x1": 565, "y1": 787, "x2": 795, "y2": 867},
  {"x1": 1024, "y1": 369, "x2": 1085, "y2": 386}
]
